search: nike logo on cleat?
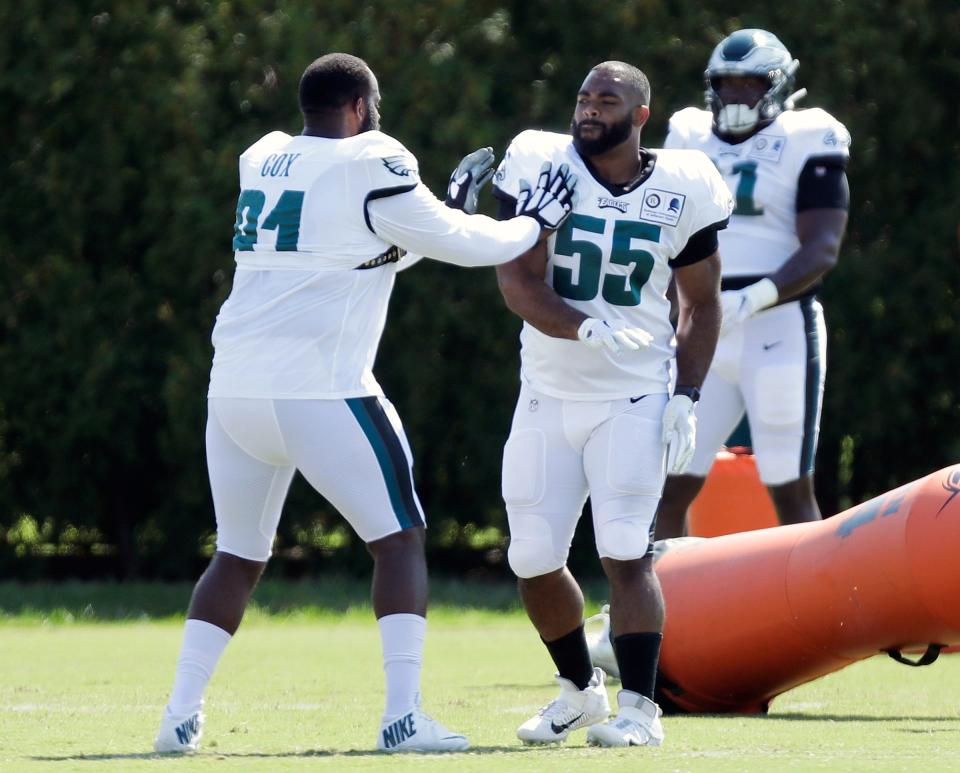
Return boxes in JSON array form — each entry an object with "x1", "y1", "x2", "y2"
[
  {"x1": 381, "y1": 712, "x2": 417, "y2": 748},
  {"x1": 174, "y1": 715, "x2": 201, "y2": 745},
  {"x1": 550, "y1": 713, "x2": 585, "y2": 734}
]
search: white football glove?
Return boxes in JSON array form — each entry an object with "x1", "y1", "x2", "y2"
[
  {"x1": 445, "y1": 146, "x2": 497, "y2": 214},
  {"x1": 577, "y1": 318, "x2": 654, "y2": 355},
  {"x1": 516, "y1": 161, "x2": 578, "y2": 230},
  {"x1": 719, "y1": 278, "x2": 779, "y2": 337},
  {"x1": 661, "y1": 394, "x2": 697, "y2": 475}
]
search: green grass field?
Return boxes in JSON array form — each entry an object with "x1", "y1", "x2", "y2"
[{"x1": 1, "y1": 580, "x2": 958, "y2": 772}]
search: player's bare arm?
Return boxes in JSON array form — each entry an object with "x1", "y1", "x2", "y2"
[
  {"x1": 768, "y1": 207, "x2": 848, "y2": 301},
  {"x1": 495, "y1": 241, "x2": 587, "y2": 340},
  {"x1": 674, "y1": 250, "x2": 722, "y2": 389}
]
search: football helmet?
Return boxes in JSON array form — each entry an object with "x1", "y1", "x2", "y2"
[{"x1": 705, "y1": 29, "x2": 800, "y2": 138}]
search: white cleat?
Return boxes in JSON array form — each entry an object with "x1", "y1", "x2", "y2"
[
  {"x1": 517, "y1": 666, "x2": 610, "y2": 745},
  {"x1": 587, "y1": 689, "x2": 664, "y2": 748},
  {"x1": 585, "y1": 604, "x2": 620, "y2": 680},
  {"x1": 377, "y1": 706, "x2": 469, "y2": 753},
  {"x1": 153, "y1": 707, "x2": 204, "y2": 753}
]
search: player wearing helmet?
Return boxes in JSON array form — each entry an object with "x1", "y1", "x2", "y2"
[{"x1": 656, "y1": 29, "x2": 851, "y2": 537}]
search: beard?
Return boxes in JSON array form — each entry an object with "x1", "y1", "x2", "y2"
[{"x1": 571, "y1": 113, "x2": 633, "y2": 156}]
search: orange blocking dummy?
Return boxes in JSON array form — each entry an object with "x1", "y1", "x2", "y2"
[
  {"x1": 654, "y1": 464, "x2": 960, "y2": 713},
  {"x1": 686, "y1": 449, "x2": 778, "y2": 536}
]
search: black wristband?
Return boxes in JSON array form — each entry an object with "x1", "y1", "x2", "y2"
[{"x1": 674, "y1": 385, "x2": 701, "y2": 403}]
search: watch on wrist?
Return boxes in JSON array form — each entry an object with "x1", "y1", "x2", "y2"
[{"x1": 674, "y1": 384, "x2": 701, "y2": 403}]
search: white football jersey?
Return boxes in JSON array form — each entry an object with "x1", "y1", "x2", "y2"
[
  {"x1": 494, "y1": 130, "x2": 733, "y2": 401},
  {"x1": 209, "y1": 130, "x2": 539, "y2": 399},
  {"x1": 665, "y1": 107, "x2": 851, "y2": 277}
]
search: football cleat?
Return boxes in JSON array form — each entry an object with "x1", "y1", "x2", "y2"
[
  {"x1": 517, "y1": 666, "x2": 610, "y2": 744},
  {"x1": 377, "y1": 706, "x2": 469, "y2": 753},
  {"x1": 585, "y1": 604, "x2": 620, "y2": 680},
  {"x1": 153, "y1": 707, "x2": 204, "y2": 754},
  {"x1": 587, "y1": 689, "x2": 664, "y2": 748}
]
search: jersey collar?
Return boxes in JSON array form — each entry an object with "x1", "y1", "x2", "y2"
[{"x1": 575, "y1": 148, "x2": 657, "y2": 198}]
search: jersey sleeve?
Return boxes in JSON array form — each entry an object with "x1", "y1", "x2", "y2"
[
  {"x1": 794, "y1": 108, "x2": 851, "y2": 168},
  {"x1": 796, "y1": 158, "x2": 850, "y2": 211},
  {"x1": 667, "y1": 153, "x2": 732, "y2": 268},
  {"x1": 349, "y1": 138, "x2": 424, "y2": 233},
  {"x1": 491, "y1": 130, "x2": 545, "y2": 209},
  {"x1": 690, "y1": 153, "x2": 734, "y2": 232},
  {"x1": 366, "y1": 183, "x2": 540, "y2": 267}
]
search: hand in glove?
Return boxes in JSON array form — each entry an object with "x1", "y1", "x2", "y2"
[
  {"x1": 445, "y1": 146, "x2": 496, "y2": 214},
  {"x1": 719, "y1": 278, "x2": 779, "y2": 337},
  {"x1": 661, "y1": 394, "x2": 697, "y2": 475},
  {"x1": 577, "y1": 318, "x2": 654, "y2": 355},
  {"x1": 515, "y1": 162, "x2": 579, "y2": 230}
]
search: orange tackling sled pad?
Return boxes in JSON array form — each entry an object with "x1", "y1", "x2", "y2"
[{"x1": 654, "y1": 464, "x2": 960, "y2": 713}]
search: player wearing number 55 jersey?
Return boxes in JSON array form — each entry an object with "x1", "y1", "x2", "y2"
[
  {"x1": 655, "y1": 29, "x2": 851, "y2": 538},
  {"x1": 154, "y1": 53, "x2": 577, "y2": 756},
  {"x1": 492, "y1": 61, "x2": 732, "y2": 749}
]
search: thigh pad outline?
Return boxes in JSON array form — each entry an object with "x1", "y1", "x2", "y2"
[{"x1": 502, "y1": 428, "x2": 547, "y2": 508}]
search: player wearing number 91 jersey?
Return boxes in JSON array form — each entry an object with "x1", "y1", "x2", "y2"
[{"x1": 654, "y1": 29, "x2": 851, "y2": 539}]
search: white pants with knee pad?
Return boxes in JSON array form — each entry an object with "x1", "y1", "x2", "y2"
[
  {"x1": 206, "y1": 396, "x2": 425, "y2": 561},
  {"x1": 685, "y1": 297, "x2": 826, "y2": 485},
  {"x1": 502, "y1": 385, "x2": 668, "y2": 578}
]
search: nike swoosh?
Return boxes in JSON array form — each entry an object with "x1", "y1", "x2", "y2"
[
  {"x1": 762, "y1": 341, "x2": 782, "y2": 351},
  {"x1": 629, "y1": 396, "x2": 645, "y2": 403},
  {"x1": 551, "y1": 713, "x2": 585, "y2": 734}
]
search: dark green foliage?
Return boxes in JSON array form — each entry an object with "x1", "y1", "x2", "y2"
[{"x1": 1, "y1": 1, "x2": 957, "y2": 577}]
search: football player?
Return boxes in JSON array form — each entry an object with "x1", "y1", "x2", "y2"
[
  {"x1": 153, "y1": 53, "x2": 577, "y2": 755},
  {"x1": 655, "y1": 29, "x2": 851, "y2": 538},
  {"x1": 492, "y1": 61, "x2": 733, "y2": 747}
]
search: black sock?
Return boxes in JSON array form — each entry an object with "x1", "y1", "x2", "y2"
[
  {"x1": 543, "y1": 624, "x2": 594, "y2": 690},
  {"x1": 613, "y1": 632, "x2": 663, "y2": 699}
]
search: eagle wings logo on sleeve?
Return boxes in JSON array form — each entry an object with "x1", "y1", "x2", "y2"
[{"x1": 381, "y1": 155, "x2": 417, "y2": 178}]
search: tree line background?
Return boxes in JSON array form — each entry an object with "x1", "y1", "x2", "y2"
[{"x1": 1, "y1": 0, "x2": 958, "y2": 580}]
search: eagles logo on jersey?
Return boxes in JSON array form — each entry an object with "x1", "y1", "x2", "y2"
[
  {"x1": 493, "y1": 129, "x2": 733, "y2": 401},
  {"x1": 381, "y1": 154, "x2": 418, "y2": 179}
]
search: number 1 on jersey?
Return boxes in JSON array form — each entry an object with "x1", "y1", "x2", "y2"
[
  {"x1": 233, "y1": 189, "x2": 305, "y2": 251},
  {"x1": 730, "y1": 161, "x2": 764, "y2": 216}
]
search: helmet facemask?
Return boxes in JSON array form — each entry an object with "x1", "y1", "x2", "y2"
[{"x1": 704, "y1": 30, "x2": 800, "y2": 139}]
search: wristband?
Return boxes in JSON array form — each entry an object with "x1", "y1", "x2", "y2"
[{"x1": 674, "y1": 384, "x2": 701, "y2": 403}]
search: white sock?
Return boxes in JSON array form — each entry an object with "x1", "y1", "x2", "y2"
[
  {"x1": 166, "y1": 619, "x2": 232, "y2": 716},
  {"x1": 378, "y1": 613, "x2": 426, "y2": 720}
]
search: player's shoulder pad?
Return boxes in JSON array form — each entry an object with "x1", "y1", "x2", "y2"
[
  {"x1": 653, "y1": 148, "x2": 733, "y2": 226},
  {"x1": 654, "y1": 147, "x2": 722, "y2": 183},
  {"x1": 780, "y1": 107, "x2": 851, "y2": 157},
  {"x1": 666, "y1": 107, "x2": 713, "y2": 146},
  {"x1": 494, "y1": 129, "x2": 570, "y2": 198},
  {"x1": 348, "y1": 131, "x2": 421, "y2": 188},
  {"x1": 240, "y1": 130, "x2": 293, "y2": 162}
]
